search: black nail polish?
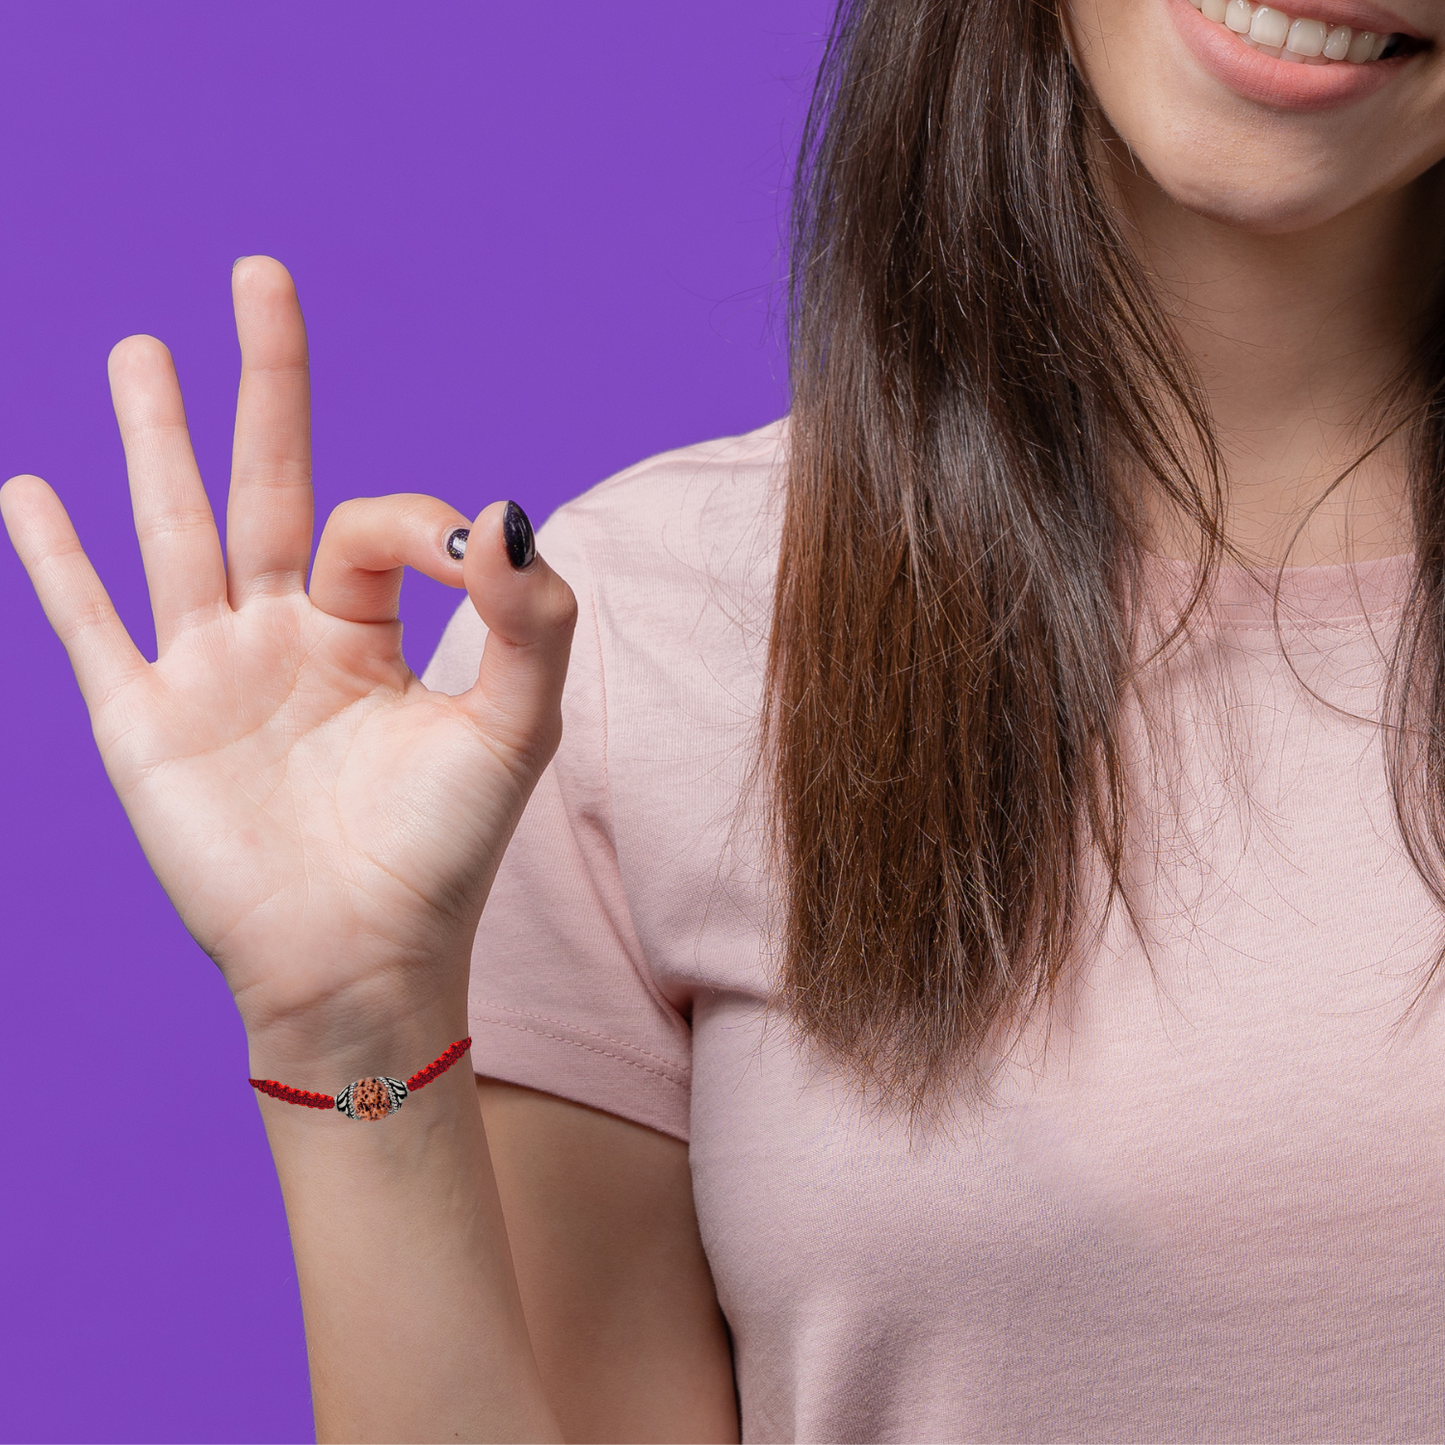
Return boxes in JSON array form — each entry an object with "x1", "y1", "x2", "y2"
[
  {"x1": 444, "y1": 526, "x2": 470, "y2": 561},
  {"x1": 502, "y1": 501, "x2": 536, "y2": 570}
]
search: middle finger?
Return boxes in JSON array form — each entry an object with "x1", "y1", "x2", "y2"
[{"x1": 226, "y1": 256, "x2": 314, "y2": 605}]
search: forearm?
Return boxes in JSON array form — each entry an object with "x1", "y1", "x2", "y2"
[{"x1": 254, "y1": 1012, "x2": 561, "y2": 1444}]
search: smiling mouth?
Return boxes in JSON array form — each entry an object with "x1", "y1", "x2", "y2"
[{"x1": 1188, "y1": 0, "x2": 1425, "y2": 63}]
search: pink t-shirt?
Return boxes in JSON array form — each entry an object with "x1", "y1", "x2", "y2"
[{"x1": 423, "y1": 420, "x2": 1445, "y2": 1443}]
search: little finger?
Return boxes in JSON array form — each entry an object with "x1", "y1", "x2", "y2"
[{"x1": 1, "y1": 474, "x2": 149, "y2": 710}]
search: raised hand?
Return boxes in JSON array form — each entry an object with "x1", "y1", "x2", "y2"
[{"x1": 0, "y1": 257, "x2": 576, "y2": 1074}]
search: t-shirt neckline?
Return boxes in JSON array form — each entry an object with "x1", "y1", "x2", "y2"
[{"x1": 1143, "y1": 552, "x2": 1413, "y2": 632}]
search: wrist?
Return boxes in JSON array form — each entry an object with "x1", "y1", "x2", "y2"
[
  {"x1": 242, "y1": 983, "x2": 471, "y2": 1095},
  {"x1": 224, "y1": 923, "x2": 475, "y2": 1050},
  {"x1": 253, "y1": 1032, "x2": 488, "y2": 1178},
  {"x1": 251, "y1": 1035, "x2": 473, "y2": 1119}
]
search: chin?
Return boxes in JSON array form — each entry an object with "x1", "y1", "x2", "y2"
[{"x1": 1144, "y1": 152, "x2": 1367, "y2": 233}]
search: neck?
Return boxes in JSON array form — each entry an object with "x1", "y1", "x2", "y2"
[{"x1": 1109, "y1": 152, "x2": 1445, "y2": 566}]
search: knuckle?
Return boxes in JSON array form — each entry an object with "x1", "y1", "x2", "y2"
[
  {"x1": 57, "y1": 593, "x2": 113, "y2": 643},
  {"x1": 327, "y1": 495, "x2": 374, "y2": 529},
  {"x1": 405, "y1": 494, "x2": 451, "y2": 526},
  {"x1": 550, "y1": 583, "x2": 580, "y2": 632},
  {"x1": 136, "y1": 505, "x2": 213, "y2": 544},
  {"x1": 243, "y1": 359, "x2": 309, "y2": 379},
  {"x1": 240, "y1": 463, "x2": 312, "y2": 492}
]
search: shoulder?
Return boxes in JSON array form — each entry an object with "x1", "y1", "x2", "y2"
[
  {"x1": 422, "y1": 421, "x2": 786, "y2": 697},
  {"x1": 539, "y1": 419, "x2": 787, "y2": 606},
  {"x1": 545, "y1": 420, "x2": 783, "y2": 771}
]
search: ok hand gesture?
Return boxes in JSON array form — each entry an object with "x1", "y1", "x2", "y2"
[{"x1": 0, "y1": 258, "x2": 576, "y2": 1073}]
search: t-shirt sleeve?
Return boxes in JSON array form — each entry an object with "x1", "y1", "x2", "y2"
[{"x1": 419, "y1": 510, "x2": 693, "y2": 1142}]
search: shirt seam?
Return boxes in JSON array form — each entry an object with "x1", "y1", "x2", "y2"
[
  {"x1": 474, "y1": 997, "x2": 691, "y2": 1076},
  {"x1": 590, "y1": 564, "x2": 614, "y2": 843},
  {"x1": 1214, "y1": 606, "x2": 1404, "y2": 636},
  {"x1": 573, "y1": 527, "x2": 693, "y2": 1036},
  {"x1": 473, "y1": 1014, "x2": 690, "y2": 1089}
]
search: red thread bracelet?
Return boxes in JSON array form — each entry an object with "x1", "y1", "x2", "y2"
[{"x1": 249, "y1": 1037, "x2": 472, "y2": 1121}]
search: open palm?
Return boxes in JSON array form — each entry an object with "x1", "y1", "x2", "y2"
[{"x1": 1, "y1": 259, "x2": 576, "y2": 1059}]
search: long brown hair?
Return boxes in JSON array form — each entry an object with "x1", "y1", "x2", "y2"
[{"x1": 767, "y1": 0, "x2": 1445, "y2": 1106}]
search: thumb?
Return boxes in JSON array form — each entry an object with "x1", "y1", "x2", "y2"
[{"x1": 456, "y1": 500, "x2": 577, "y2": 773}]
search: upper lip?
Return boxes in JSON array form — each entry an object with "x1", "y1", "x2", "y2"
[{"x1": 1232, "y1": 0, "x2": 1428, "y2": 41}]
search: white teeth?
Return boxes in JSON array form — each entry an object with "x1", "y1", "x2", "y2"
[
  {"x1": 1195, "y1": 3, "x2": 1407, "y2": 65},
  {"x1": 1286, "y1": 16, "x2": 1328, "y2": 53},
  {"x1": 1347, "y1": 28, "x2": 1377, "y2": 60},
  {"x1": 1250, "y1": 6, "x2": 1291, "y2": 45}
]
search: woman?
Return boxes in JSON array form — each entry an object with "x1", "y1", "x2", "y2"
[{"x1": 5, "y1": 0, "x2": 1443, "y2": 1437}]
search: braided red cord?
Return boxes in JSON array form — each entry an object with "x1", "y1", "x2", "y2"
[
  {"x1": 248, "y1": 1078, "x2": 336, "y2": 1110},
  {"x1": 406, "y1": 1037, "x2": 472, "y2": 1092},
  {"x1": 249, "y1": 1037, "x2": 472, "y2": 1110}
]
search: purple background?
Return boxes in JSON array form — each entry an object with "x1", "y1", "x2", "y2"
[{"x1": 0, "y1": 5, "x2": 828, "y2": 1439}]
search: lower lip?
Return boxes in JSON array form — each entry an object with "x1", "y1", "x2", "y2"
[{"x1": 1166, "y1": 0, "x2": 1406, "y2": 110}]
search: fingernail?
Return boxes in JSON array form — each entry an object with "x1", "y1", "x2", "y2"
[
  {"x1": 232, "y1": 256, "x2": 250, "y2": 272},
  {"x1": 502, "y1": 501, "x2": 536, "y2": 570},
  {"x1": 444, "y1": 526, "x2": 470, "y2": 561}
]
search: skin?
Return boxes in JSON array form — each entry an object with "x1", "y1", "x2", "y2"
[
  {"x1": 0, "y1": 259, "x2": 735, "y2": 1443},
  {"x1": 1067, "y1": 0, "x2": 1445, "y2": 565},
  {"x1": 6, "y1": 7, "x2": 1445, "y2": 1442}
]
